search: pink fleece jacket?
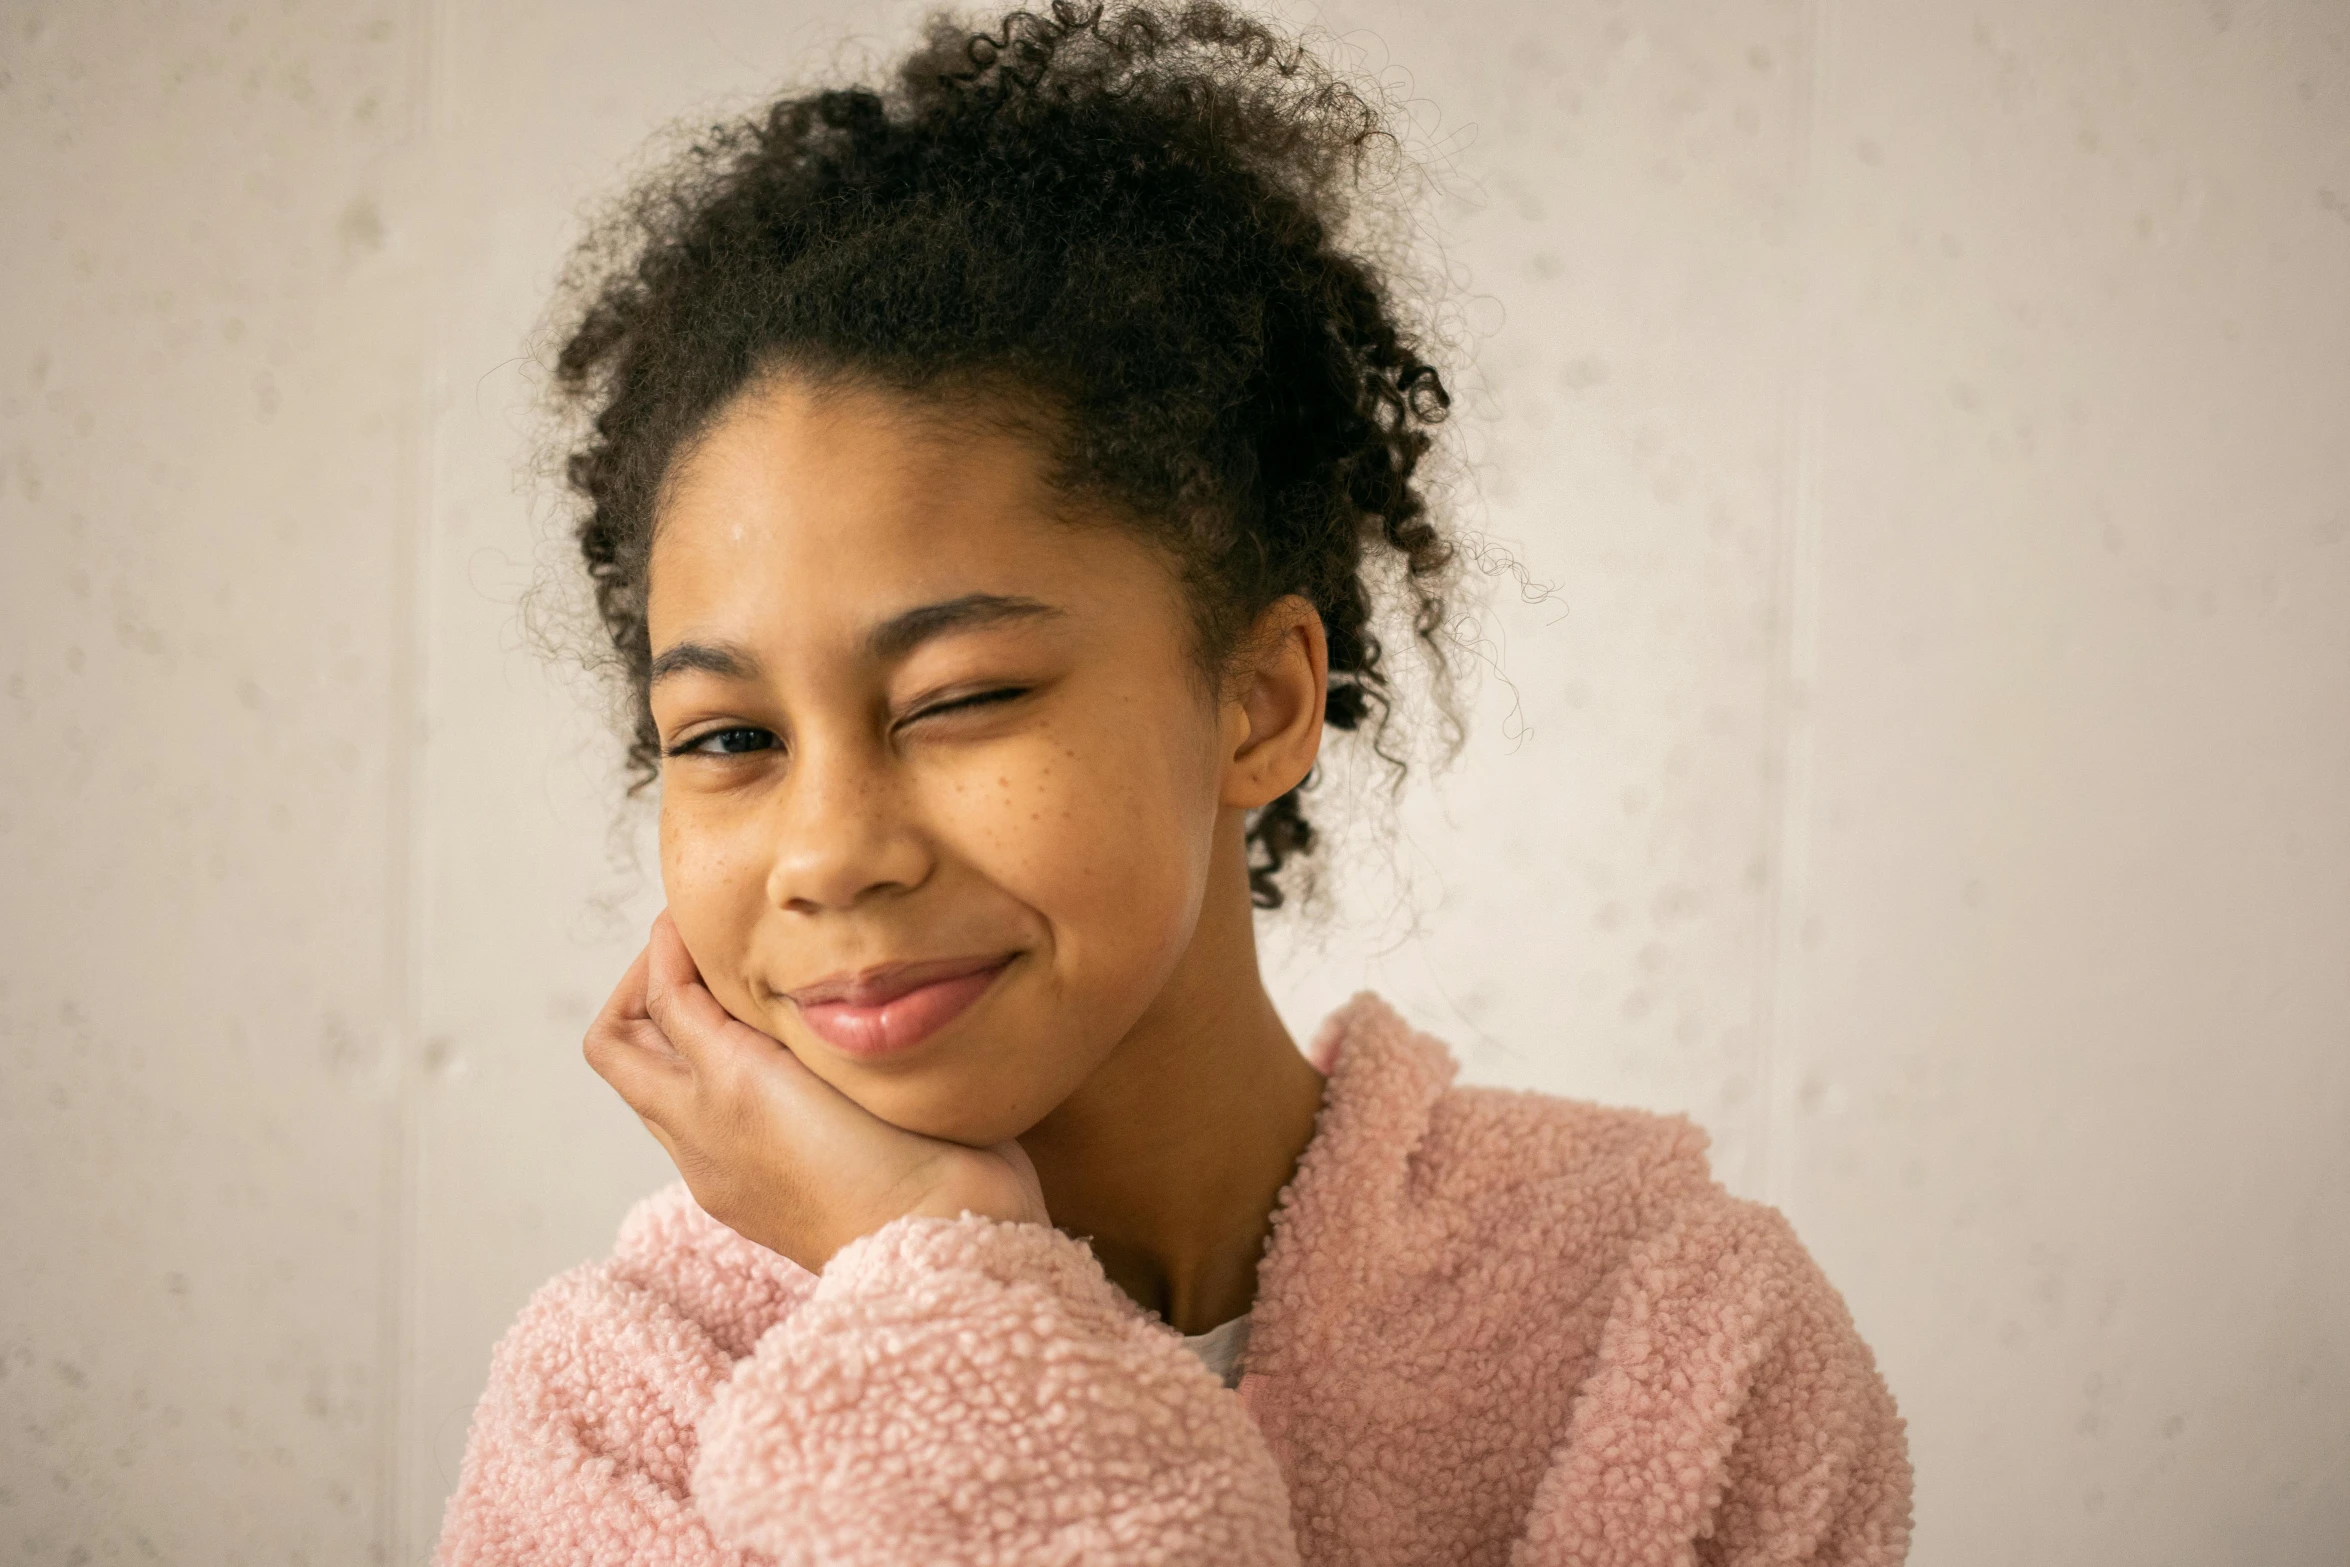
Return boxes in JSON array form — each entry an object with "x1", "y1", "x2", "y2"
[{"x1": 434, "y1": 994, "x2": 1912, "y2": 1565}]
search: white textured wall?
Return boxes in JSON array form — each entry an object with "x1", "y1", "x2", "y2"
[
  {"x1": 1, "y1": 3, "x2": 429, "y2": 1561},
  {"x1": 3, "y1": 3, "x2": 2343, "y2": 1563}
]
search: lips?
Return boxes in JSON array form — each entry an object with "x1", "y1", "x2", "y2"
[{"x1": 787, "y1": 953, "x2": 1015, "y2": 1059}]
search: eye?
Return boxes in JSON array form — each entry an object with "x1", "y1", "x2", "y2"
[
  {"x1": 906, "y1": 686, "x2": 1029, "y2": 725},
  {"x1": 667, "y1": 725, "x2": 777, "y2": 758}
]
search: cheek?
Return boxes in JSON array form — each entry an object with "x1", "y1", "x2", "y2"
[
  {"x1": 947, "y1": 708, "x2": 1221, "y2": 993},
  {"x1": 657, "y1": 792, "x2": 772, "y2": 1020}
]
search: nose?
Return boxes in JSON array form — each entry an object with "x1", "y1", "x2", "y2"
[{"x1": 761, "y1": 732, "x2": 933, "y2": 914}]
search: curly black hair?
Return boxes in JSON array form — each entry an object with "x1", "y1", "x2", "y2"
[{"x1": 551, "y1": 0, "x2": 1458, "y2": 908}]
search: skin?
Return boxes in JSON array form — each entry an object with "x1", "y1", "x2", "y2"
[{"x1": 584, "y1": 373, "x2": 1332, "y2": 1333}]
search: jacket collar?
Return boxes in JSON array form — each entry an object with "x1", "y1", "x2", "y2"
[{"x1": 1243, "y1": 993, "x2": 1459, "y2": 1384}]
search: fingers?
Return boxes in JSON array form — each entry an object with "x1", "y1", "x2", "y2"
[
  {"x1": 602, "y1": 940, "x2": 655, "y2": 1027},
  {"x1": 584, "y1": 939, "x2": 688, "y2": 1123},
  {"x1": 619, "y1": 905, "x2": 833, "y2": 1117},
  {"x1": 643, "y1": 910, "x2": 749, "y2": 1066},
  {"x1": 585, "y1": 1016, "x2": 688, "y2": 1122},
  {"x1": 645, "y1": 907, "x2": 695, "y2": 991}
]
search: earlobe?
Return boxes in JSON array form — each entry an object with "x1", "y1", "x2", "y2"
[{"x1": 1222, "y1": 596, "x2": 1329, "y2": 811}]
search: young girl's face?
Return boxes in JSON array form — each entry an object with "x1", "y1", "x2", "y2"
[{"x1": 645, "y1": 376, "x2": 1237, "y2": 1145}]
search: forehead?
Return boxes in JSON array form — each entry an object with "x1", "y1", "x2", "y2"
[
  {"x1": 653, "y1": 378, "x2": 1066, "y2": 601},
  {"x1": 643, "y1": 373, "x2": 1193, "y2": 681}
]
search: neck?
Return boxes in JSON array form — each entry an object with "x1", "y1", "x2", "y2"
[{"x1": 1018, "y1": 824, "x2": 1327, "y2": 1335}]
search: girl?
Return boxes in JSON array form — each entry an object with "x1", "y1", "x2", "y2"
[{"x1": 434, "y1": 4, "x2": 1912, "y2": 1562}]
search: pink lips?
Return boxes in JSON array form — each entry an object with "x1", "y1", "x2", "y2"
[{"x1": 788, "y1": 953, "x2": 1015, "y2": 1059}]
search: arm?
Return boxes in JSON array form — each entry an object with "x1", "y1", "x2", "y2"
[
  {"x1": 1695, "y1": 1217, "x2": 1911, "y2": 1567},
  {"x1": 431, "y1": 1264, "x2": 757, "y2": 1567},
  {"x1": 434, "y1": 1212, "x2": 1300, "y2": 1567},
  {"x1": 1511, "y1": 1202, "x2": 1913, "y2": 1567},
  {"x1": 693, "y1": 1212, "x2": 1300, "y2": 1566}
]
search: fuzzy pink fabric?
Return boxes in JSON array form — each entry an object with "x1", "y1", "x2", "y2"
[{"x1": 434, "y1": 994, "x2": 1911, "y2": 1565}]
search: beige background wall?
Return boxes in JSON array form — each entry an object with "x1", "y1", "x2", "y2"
[{"x1": 3, "y1": 1, "x2": 2343, "y2": 1562}]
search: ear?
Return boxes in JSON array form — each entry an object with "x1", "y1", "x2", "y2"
[{"x1": 1220, "y1": 595, "x2": 1328, "y2": 810}]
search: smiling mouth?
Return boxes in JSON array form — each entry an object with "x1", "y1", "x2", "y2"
[{"x1": 786, "y1": 953, "x2": 1017, "y2": 1059}]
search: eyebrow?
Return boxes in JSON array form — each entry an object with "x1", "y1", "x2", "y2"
[
  {"x1": 865, "y1": 593, "x2": 1065, "y2": 662},
  {"x1": 646, "y1": 593, "x2": 1065, "y2": 687}
]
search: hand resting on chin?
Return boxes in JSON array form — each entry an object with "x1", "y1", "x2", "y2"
[{"x1": 582, "y1": 909, "x2": 1051, "y2": 1273}]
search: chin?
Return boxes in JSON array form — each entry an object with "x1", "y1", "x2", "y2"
[{"x1": 855, "y1": 1077, "x2": 1043, "y2": 1148}]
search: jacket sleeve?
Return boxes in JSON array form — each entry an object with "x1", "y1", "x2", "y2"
[
  {"x1": 431, "y1": 1263, "x2": 758, "y2": 1566},
  {"x1": 1511, "y1": 1200, "x2": 1913, "y2": 1567},
  {"x1": 689, "y1": 1212, "x2": 1300, "y2": 1567},
  {"x1": 1694, "y1": 1211, "x2": 1912, "y2": 1567}
]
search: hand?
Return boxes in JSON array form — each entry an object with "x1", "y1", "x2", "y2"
[{"x1": 584, "y1": 910, "x2": 1050, "y2": 1272}]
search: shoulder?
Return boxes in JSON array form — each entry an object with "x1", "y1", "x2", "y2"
[
  {"x1": 1320, "y1": 1001, "x2": 1910, "y2": 1555},
  {"x1": 1296, "y1": 994, "x2": 1730, "y2": 1276},
  {"x1": 1414, "y1": 1040, "x2": 1850, "y2": 1334},
  {"x1": 1416, "y1": 1069, "x2": 1856, "y2": 1341},
  {"x1": 1422, "y1": 1075, "x2": 1722, "y2": 1240},
  {"x1": 1285, "y1": 995, "x2": 1883, "y2": 1356},
  {"x1": 1417, "y1": 1075, "x2": 1798, "y2": 1340}
]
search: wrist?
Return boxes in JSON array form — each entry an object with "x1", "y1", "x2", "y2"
[{"x1": 904, "y1": 1172, "x2": 1049, "y2": 1231}]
